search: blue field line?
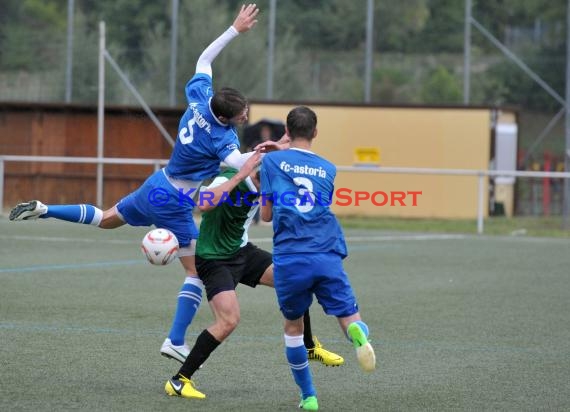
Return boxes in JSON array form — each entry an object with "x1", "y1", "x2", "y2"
[
  {"x1": 0, "y1": 247, "x2": 383, "y2": 273},
  {"x1": 0, "y1": 322, "x2": 173, "y2": 336},
  {"x1": 0, "y1": 244, "x2": 392, "y2": 273},
  {"x1": 1, "y1": 321, "x2": 566, "y2": 357},
  {"x1": 0, "y1": 259, "x2": 145, "y2": 274},
  {"x1": 0, "y1": 321, "x2": 283, "y2": 342}
]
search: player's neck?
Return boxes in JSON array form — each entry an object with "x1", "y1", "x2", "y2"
[{"x1": 290, "y1": 138, "x2": 312, "y2": 150}]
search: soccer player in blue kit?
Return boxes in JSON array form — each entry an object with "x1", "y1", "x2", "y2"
[
  {"x1": 163, "y1": 152, "x2": 344, "y2": 401},
  {"x1": 260, "y1": 106, "x2": 376, "y2": 411},
  {"x1": 9, "y1": 4, "x2": 262, "y2": 363}
]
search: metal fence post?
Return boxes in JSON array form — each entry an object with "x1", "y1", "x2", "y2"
[
  {"x1": 477, "y1": 172, "x2": 485, "y2": 234},
  {"x1": 169, "y1": 0, "x2": 179, "y2": 107},
  {"x1": 463, "y1": 0, "x2": 472, "y2": 104},
  {"x1": 364, "y1": 0, "x2": 374, "y2": 102},
  {"x1": 97, "y1": 21, "x2": 106, "y2": 208},
  {"x1": 564, "y1": 0, "x2": 570, "y2": 228},
  {"x1": 0, "y1": 158, "x2": 4, "y2": 214},
  {"x1": 65, "y1": 0, "x2": 74, "y2": 103},
  {"x1": 266, "y1": 0, "x2": 276, "y2": 99}
]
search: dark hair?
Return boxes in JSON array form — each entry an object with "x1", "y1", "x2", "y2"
[
  {"x1": 211, "y1": 87, "x2": 247, "y2": 119},
  {"x1": 286, "y1": 106, "x2": 317, "y2": 139}
]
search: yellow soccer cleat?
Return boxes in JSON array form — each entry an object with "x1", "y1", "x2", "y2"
[
  {"x1": 307, "y1": 336, "x2": 344, "y2": 367},
  {"x1": 164, "y1": 375, "x2": 206, "y2": 399}
]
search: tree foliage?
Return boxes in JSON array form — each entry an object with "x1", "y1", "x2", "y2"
[
  {"x1": 0, "y1": 0, "x2": 66, "y2": 69},
  {"x1": 0, "y1": 0, "x2": 566, "y2": 110},
  {"x1": 80, "y1": 0, "x2": 169, "y2": 69},
  {"x1": 406, "y1": 0, "x2": 464, "y2": 52},
  {"x1": 421, "y1": 66, "x2": 462, "y2": 104}
]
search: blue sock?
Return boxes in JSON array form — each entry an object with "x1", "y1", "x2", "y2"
[
  {"x1": 168, "y1": 276, "x2": 203, "y2": 345},
  {"x1": 285, "y1": 334, "x2": 316, "y2": 399},
  {"x1": 42, "y1": 204, "x2": 103, "y2": 226}
]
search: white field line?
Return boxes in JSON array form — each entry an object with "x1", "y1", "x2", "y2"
[{"x1": 11, "y1": 233, "x2": 466, "y2": 245}]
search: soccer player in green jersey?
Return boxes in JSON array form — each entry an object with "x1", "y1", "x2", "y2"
[{"x1": 164, "y1": 152, "x2": 343, "y2": 400}]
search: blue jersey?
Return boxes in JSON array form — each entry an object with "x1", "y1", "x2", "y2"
[
  {"x1": 165, "y1": 73, "x2": 240, "y2": 181},
  {"x1": 260, "y1": 148, "x2": 347, "y2": 257}
]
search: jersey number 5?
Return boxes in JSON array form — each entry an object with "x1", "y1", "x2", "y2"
[{"x1": 179, "y1": 117, "x2": 196, "y2": 144}]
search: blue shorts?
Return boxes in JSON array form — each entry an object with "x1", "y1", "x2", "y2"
[
  {"x1": 273, "y1": 252, "x2": 359, "y2": 321},
  {"x1": 116, "y1": 169, "x2": 199, "y2": 247}
]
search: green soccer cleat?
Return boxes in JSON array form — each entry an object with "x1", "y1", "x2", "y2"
[
  {"x1": 164, "y1": 375, "x2": 206, "y2": 399},
  {"x1": 299, "y1": 395, "x2": 319, "y2": 410},
  {"x1": 347, "y1": 322, "x2": 376, "y2": 372}
]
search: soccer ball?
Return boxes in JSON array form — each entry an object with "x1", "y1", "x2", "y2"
[{"x1": 141, "y1": 228, "x2": 179, "y2": 265}]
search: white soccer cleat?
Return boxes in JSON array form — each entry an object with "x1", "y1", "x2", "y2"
[
  {"x1": 160, "y1": 338, "x2": 190, "y2": 363},
  {"x1": 9, "y1": 200, "x2": 48, "y2": 221},
  {"x1": 355, "y1": 341, "x2": 376, "y2": 372}
]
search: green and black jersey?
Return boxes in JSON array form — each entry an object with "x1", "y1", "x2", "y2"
[{"x1": 196, "y1": 168, "x2": 259, "y2": 260}]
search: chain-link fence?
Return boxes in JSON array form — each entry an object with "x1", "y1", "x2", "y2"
[{"x1": 0, "y1": 1, "x2": 565, "y2": 106}]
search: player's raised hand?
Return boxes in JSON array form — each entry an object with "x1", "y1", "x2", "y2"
[
  {"x1": 232, "y1": 4, "x2": 259, "y2": 33},
  {"x1": 255, "y1": 137, "x2": 289, "y2": 153},
  {"x1": 238, "y1": 150, "x2": 262, "y2": 178},
  {"x1": 234, "y1": 150, "x2": 261, "y2": 181}
]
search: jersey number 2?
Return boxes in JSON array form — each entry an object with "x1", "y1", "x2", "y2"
[{"x1": 293, "y1": 177, "x2": 315, "y2": 213}]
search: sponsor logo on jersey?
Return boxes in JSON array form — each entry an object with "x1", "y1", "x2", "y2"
[
  {"x1": 279, "y1": 161, "x2": 327, "y2": 178},
  {"x1": 190, "y1": 103, "x2": 212, "y2": 134}
]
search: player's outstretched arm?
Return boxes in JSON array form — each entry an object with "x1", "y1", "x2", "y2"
[
  {"x1": 195, "y1": 3, "x2": 259, "y2": 76},
  {"x1": 198, "y1": 151, "x2": 261, "y2": 212},
  {"x1": 223, "y1": 148, "x2": 263, "y2": 170},
  {"x1": 224, "y1": 130, "x2": 288, "y2": 171}
]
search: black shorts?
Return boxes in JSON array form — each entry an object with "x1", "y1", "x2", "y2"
[{"x1": 196, "y1": 243, "x2": 273, "y2": 301}]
